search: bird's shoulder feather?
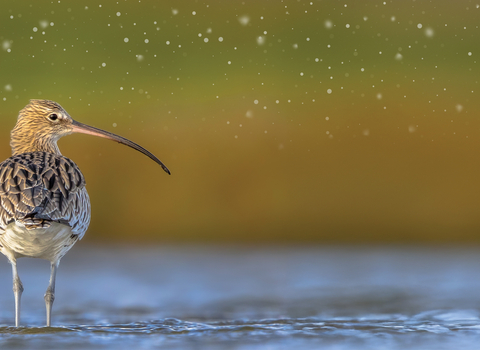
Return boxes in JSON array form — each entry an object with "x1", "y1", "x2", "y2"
[{"x1": 0, "y1": 152, "x2": 90, "y2": 237}]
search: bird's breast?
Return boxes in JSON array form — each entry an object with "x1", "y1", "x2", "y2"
[{"x1": 0, "y1": 221, "x2": 79, "y2": 262}]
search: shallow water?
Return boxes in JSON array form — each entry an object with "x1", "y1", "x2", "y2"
[{"x1": 1, "y1": 245, "x2": 480, "y2": 349}]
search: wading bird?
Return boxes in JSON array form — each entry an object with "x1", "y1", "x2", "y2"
[{"x1": 0, "y1": 100, "x2": 170, "y2": 327}]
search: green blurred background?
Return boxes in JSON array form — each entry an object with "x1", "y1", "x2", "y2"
[{"x1": 0, "y1": 0, "x2": 479, "y2": 243}]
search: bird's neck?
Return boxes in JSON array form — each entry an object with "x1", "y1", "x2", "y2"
[{"x1": 10, "y1": 126, "x2": 62, "y2": 156}]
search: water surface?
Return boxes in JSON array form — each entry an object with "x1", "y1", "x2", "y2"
[{"x1": 1, "y1": 245, "x2": 480, "y2": 349}]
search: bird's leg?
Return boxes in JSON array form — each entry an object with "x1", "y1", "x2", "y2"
[
  {"x1": 11, "y1": 260, "x2": 24, "y2": 327},
  {"x1": 45, "y1": 261, "x2": 59, "y2": 327}
]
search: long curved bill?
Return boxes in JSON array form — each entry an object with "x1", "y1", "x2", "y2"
[{"x1": 71, "y1": 120, "x2": 171, "y2": 175}]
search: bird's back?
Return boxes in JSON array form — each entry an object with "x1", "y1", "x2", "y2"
[{"x1": 0, "y1": 152, "x2": 90, "y2": 261}]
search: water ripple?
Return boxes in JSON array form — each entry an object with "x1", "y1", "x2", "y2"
[{"x1": 2, "y1": 313, "x2": 480, "y2": 350}]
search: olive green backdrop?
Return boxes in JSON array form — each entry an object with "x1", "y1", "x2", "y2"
[{"x1": 0, "y1": 0, "x2": 479, "y2": 242}]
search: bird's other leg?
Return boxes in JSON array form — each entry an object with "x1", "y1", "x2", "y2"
[
  {"x1": 11, "y1": 259, "x2": 24, "y2": 327},
  {"x1": 45, "y1": 260, "x2": 59, "y2": 327}
]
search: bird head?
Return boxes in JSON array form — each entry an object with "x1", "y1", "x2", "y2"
[{"x1": 10, "y1": 99, "x2": 170, "y2": 174}]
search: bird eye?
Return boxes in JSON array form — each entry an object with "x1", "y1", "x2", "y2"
[{"x1": 48, "y1": 113, "x2": 59, "y2": 121}]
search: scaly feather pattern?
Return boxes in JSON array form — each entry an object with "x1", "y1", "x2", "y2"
[{"x1": 0, "y1": 152, "x2": 90, "y2": 238}]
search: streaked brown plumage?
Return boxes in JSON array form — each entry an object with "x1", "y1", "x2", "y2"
[
  {"x1": 0, "y1": 99, "x2": 169, "y2": 327},
  {"x1": 0, "y1": 152, "x2": 90, "y2": 234}
]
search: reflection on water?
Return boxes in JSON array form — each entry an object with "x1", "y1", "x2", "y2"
[{"x1": 1, "y1": 245, "x2": 480, "y2": 349}]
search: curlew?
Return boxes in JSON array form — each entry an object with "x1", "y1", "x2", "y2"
[{"x1": 0, "y1": 100, "x2": 170, "y2": 327}]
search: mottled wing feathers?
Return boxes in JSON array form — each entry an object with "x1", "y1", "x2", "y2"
[{"x1": 0, "y1": 152, "x2": 90, "y2": 238}]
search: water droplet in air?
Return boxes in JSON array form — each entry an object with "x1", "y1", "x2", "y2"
[
  {"x1": 425, "y1": 27, "x2": 434, "y2": 38},
  {"x1": 2, "y1": 40, "x2": 11, "y2": 50},
  {"x1": 238, "y1": 15, "x2": 250, "y2": 26}
]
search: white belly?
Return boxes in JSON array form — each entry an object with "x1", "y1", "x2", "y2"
[{"x1": 0, "y1": 222, "x2": 79, "y2": 262}]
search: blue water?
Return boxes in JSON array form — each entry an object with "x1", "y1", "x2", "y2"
[{"x1": 1, "y1": 245, "x2": 480, "y2": 349}]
